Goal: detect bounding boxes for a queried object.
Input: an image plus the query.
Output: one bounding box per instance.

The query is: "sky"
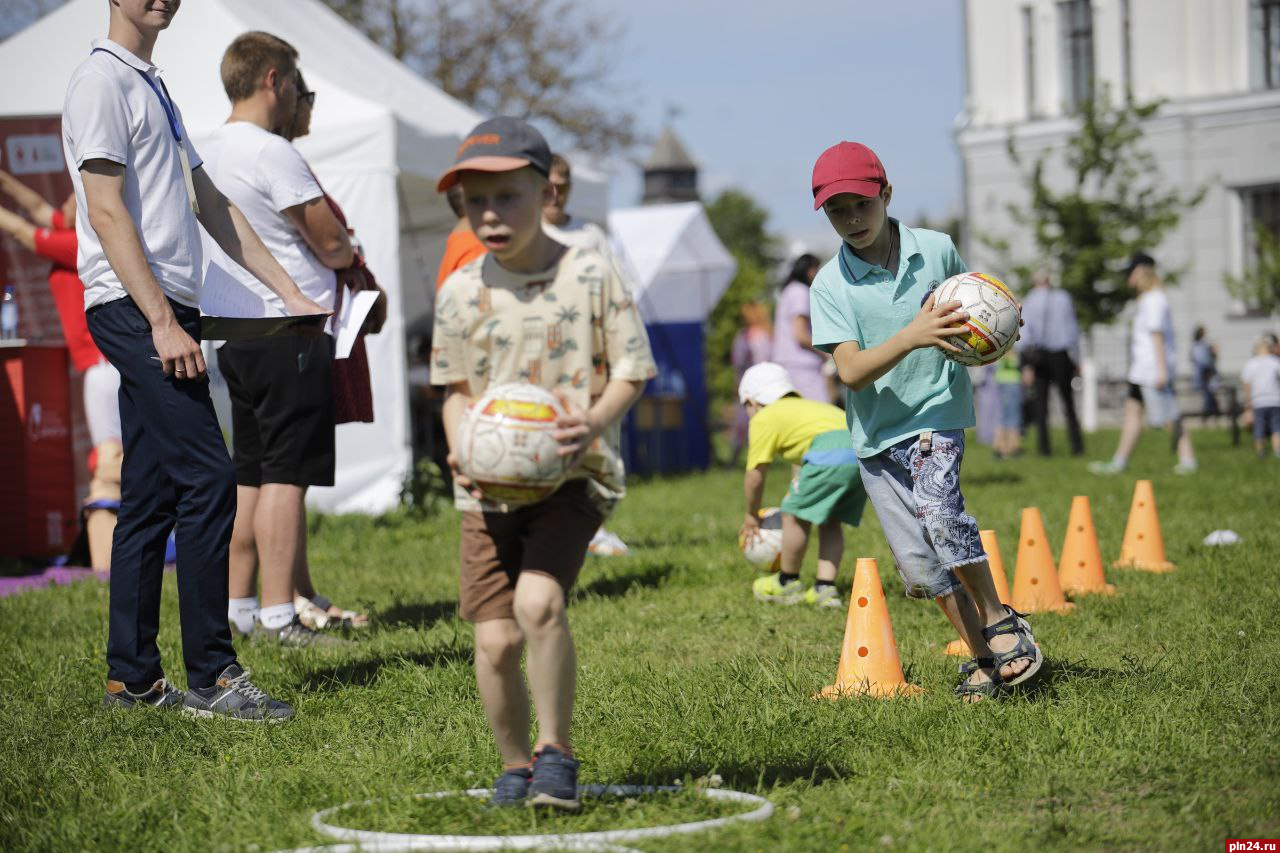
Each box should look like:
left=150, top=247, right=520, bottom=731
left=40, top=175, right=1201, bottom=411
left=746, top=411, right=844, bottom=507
left=590, top=0, right=968, bottom=258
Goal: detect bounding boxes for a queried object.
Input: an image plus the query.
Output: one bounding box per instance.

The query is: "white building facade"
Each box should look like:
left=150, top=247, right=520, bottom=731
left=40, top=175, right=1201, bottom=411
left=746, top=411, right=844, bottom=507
left=957, top=0, right=1280, bottom=381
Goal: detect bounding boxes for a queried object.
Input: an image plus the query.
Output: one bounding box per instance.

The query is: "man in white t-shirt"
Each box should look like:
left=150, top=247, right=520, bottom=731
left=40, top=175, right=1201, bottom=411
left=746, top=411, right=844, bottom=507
left=1241, top=338, right=1280, bottom=458
left=199, top=32, right=354, bottom=647
left=542, top=152, right=631, bottom=557
left=1090, top=253, right=1197, bottom=475
left=64, top=0, right=325, bottom=719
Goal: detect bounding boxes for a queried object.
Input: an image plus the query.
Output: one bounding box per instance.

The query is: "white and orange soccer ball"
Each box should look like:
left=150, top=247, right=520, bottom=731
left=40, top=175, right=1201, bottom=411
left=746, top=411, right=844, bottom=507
left=457, top=383, right=570, bottom=506
left=932, top=271, right=1021, bottom=367
left=739, top=507, right=785, bottom=571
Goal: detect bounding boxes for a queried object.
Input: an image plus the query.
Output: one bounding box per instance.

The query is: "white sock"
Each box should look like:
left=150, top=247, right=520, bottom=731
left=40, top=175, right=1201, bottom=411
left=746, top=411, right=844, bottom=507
left=260, top=602, right=296, bottom=630
left=228, top=597, right=259, bottom=634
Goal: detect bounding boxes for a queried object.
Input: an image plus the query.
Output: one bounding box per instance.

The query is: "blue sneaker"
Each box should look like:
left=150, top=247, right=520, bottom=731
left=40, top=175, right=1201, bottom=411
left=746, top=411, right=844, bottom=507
left=529, top=745, right=580, bottom=812
left=489, top=766, right=532, bottom=807
left=182, top=664, right=294, bottom=723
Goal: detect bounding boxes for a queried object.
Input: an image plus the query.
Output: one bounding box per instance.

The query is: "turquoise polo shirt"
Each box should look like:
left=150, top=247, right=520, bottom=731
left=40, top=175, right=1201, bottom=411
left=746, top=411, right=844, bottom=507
left=810, top=220, right=974, bottom=458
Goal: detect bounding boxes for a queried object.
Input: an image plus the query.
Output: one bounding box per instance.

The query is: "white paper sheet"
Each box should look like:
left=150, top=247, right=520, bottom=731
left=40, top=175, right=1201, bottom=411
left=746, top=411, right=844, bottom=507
left=199, top=262, right=274, bottom=319
left=333, top=287, right=379, bottom=359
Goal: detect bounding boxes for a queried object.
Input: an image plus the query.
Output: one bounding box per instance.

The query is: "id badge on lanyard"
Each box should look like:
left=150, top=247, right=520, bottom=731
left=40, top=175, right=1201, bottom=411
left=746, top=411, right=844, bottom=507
left=92, top=48, right=199, bottom=215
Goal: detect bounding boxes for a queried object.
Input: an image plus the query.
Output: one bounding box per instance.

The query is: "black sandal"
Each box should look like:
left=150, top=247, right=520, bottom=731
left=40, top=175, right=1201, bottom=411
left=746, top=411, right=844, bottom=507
left=954, top=657, right=1005, bottom=702
left=981, top=606, right=1043, bottom=687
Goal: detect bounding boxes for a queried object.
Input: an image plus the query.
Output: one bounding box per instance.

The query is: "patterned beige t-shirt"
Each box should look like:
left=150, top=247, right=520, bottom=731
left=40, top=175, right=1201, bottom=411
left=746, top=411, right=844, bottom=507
left=431, top=246, right=656, bottom=514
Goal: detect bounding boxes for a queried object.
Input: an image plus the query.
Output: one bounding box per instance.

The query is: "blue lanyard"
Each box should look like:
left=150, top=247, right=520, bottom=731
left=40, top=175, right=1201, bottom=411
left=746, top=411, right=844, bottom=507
left=91, top=47, right=183, bottom=144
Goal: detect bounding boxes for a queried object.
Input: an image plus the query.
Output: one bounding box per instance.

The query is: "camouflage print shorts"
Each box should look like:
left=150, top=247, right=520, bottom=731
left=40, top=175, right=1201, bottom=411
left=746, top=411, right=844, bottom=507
left=858, top=430, right=985, bottom=599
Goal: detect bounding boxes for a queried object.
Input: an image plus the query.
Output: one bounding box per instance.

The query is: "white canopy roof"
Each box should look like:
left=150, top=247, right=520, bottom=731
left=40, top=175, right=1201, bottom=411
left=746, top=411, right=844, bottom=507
left=0, top=0, right=609, bottom=512
left=608, top=202, right=737, bottom=325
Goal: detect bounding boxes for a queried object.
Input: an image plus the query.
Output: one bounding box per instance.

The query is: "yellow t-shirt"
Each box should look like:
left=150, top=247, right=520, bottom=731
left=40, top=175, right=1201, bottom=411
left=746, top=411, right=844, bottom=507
left=431, top=246, right=657, bottom=513
left=745, top=396, right=848, bottom=469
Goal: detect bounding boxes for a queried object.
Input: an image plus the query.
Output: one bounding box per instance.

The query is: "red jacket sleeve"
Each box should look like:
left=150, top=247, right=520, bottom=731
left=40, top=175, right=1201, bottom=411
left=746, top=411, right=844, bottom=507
left=33, top=227, right=78, bottom=270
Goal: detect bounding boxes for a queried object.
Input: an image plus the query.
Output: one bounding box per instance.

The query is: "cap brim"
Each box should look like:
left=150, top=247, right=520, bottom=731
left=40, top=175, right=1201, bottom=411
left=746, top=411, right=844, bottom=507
left=436, top=156, right=535, bottom=192
left=813, top=178, right=884, bottom=210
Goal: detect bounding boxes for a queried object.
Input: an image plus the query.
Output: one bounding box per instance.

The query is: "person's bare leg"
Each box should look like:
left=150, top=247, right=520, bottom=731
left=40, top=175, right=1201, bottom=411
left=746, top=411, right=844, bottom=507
left=955, top=560, right=1029, bottom=682
left=512, top=572, right=574, bottom=753
left=1271, top=431, right=1280, bottom=455
left=1171, top=417, right=1196, bottom=464
left=473, top=617, right=532, bottom=767
left=255, top=483, right=304, bottom=608
left=228, top=485, right=260, bottom=599
left=780, top=513, right=810, bottom=575
left=1112, top=397, right=1145, bottom=465
left=815, top=519, right=843, bottom=584
left=935, top=587, right=996, bottom=698
left=292, top=516, right=314, bottom=600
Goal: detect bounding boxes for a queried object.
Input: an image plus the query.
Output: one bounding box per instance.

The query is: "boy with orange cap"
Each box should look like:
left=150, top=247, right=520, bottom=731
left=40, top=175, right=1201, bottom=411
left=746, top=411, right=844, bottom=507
left=432, top=117, right=655, bottom=808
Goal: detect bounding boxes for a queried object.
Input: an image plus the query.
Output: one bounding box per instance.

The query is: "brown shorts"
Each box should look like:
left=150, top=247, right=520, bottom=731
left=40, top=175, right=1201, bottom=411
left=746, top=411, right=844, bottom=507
left=458, top=479, right=605, bottom=623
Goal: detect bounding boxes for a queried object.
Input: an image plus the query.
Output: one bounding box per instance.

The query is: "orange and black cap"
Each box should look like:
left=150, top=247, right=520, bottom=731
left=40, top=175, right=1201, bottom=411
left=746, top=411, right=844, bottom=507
left=436, top=116, right=552, bottom=192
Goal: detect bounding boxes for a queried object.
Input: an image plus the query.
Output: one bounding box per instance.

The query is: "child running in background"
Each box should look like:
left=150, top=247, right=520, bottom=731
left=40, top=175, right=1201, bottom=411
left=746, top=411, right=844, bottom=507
left=807, top=140, right=1041, bottom=701
left=739, top=362, right=865, bottom=609
left=432, top=117, right=655, bottom=810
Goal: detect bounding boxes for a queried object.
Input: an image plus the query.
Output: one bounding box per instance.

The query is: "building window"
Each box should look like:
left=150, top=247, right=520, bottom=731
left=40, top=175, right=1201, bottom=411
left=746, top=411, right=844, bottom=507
left=1058, top=0, right=1094, bottom=111
left=1253, top=0, right=1280, bottom=89
left=1239, top=185, right=1280, bottom=315
left=1023, top=6, right=1038, bottom=118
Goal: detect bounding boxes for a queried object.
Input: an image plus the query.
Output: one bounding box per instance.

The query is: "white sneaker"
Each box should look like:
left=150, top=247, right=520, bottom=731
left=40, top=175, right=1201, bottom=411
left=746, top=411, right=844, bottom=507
left=1172, top=460, right=1198, bottom=475
left=588, top=528, right=629, bottom=557
left=1087, top=460, right=1125, bottom=475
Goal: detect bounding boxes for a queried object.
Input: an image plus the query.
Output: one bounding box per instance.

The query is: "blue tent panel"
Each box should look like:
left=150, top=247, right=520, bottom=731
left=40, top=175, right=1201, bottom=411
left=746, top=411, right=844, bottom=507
left=621, top=321, right=709, bottom=475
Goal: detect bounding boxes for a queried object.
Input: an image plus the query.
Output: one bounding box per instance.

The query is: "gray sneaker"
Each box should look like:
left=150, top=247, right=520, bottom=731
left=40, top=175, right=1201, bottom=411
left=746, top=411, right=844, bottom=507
left=261, top=615, right=348, bottom=648
left=183, top=664, right=295, bottom=723
left=103, top=678, right=185, bottom=710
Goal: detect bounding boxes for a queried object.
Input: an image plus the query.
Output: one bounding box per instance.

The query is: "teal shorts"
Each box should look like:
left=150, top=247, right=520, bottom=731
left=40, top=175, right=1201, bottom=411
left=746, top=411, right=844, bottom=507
left=780, top=429, right=866, bottom=527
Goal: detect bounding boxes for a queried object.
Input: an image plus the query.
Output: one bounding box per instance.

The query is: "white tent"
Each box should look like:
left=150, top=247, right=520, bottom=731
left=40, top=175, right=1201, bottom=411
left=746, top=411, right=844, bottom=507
left=608, top=202, right=736, bottom=325
left=0, top=0, right=609, bottom=513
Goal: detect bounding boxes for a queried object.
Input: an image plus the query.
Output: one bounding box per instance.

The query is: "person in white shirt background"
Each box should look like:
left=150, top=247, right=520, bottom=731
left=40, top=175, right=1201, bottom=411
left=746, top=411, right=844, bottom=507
left=199, top=31, right=355, bottom=647
left=1240, top=338, right=1280, bottom=459
left=1090, top=252, right=1197, bottom=476
left=541, top=152, right=631, bottom=558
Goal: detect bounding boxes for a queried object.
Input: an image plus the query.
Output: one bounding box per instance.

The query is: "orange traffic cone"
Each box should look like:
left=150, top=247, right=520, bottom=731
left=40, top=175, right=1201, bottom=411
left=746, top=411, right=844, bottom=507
left=1010, top=508, right=1075, bottom=614
left=818, top=558, right=922, bottom=699
left=1113, top=480, right=1175, bottom=573
left=1058, top=496, right=1116, bottom=596
left=943, top=529, right=1012, bottom=656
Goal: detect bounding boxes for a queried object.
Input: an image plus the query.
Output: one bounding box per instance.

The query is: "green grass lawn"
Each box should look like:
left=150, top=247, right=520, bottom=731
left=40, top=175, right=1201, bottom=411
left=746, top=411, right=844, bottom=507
left=3, top=428, right=1278, bottom=851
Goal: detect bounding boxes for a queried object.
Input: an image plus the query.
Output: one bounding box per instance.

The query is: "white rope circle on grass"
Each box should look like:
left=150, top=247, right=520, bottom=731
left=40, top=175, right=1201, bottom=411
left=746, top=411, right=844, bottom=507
left=296, top=784, right=773, bottom=852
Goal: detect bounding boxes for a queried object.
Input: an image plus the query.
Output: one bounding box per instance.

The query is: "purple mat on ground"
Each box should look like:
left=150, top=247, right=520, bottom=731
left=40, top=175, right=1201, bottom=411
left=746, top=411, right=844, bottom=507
left=0, top=567, right=105, bottom=599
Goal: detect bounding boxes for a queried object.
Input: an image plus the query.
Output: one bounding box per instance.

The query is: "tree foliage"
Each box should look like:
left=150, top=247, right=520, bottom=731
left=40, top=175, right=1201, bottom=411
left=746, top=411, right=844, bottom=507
left=704, top=189, right=780, bottom=406
left=321, top=0, right=635, bottom=155
left=1225, top=222, right=1280, bottom=315
left=984, top=88, right=1204, bottom=328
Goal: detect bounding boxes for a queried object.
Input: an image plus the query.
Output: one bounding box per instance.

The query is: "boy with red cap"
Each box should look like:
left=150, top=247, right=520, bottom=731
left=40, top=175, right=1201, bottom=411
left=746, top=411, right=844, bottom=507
left=807, top=141, right=1042, bottom=701
left=431, top=116, right=655, bottom=808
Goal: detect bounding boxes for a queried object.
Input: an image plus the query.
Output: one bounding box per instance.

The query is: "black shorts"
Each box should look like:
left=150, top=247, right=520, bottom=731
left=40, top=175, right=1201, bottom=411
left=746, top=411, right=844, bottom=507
left=217, top=334, right=336, bottom=487
left=1127, top=382, right=1144, bottom=403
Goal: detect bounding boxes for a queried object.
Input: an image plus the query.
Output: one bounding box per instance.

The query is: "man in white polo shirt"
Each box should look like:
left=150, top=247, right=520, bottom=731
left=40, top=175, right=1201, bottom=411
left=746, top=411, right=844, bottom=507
left=199, top=32, right=353, bottom=647
left=63, top=0, right=326, bottom=720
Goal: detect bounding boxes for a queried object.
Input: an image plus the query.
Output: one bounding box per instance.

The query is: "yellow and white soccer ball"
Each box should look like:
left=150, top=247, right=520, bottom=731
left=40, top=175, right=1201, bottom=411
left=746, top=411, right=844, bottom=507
left=457, top=383, right=570, bottom=506
left=739, top=507, right=784, bottom=571
left=932, top=271, right=1021, bottom=366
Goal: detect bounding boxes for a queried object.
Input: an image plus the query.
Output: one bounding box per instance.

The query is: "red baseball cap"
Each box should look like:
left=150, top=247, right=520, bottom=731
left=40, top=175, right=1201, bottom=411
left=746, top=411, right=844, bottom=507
left=811, top=142, right=887, bottom=210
